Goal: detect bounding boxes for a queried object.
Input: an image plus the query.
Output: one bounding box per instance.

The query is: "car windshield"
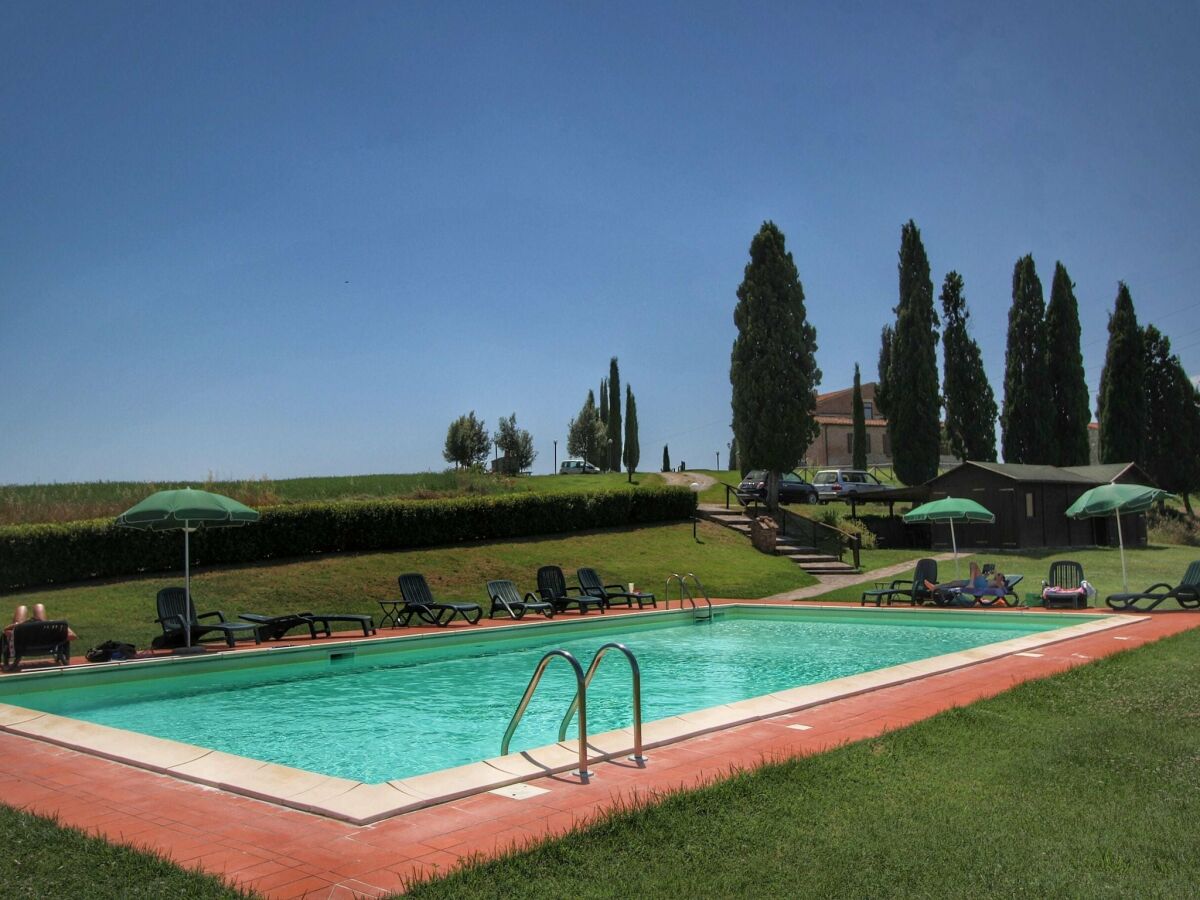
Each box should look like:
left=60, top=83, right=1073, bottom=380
left=814, top=472, right=836, bottom=484
left=742, top=470, right=766, bottom=483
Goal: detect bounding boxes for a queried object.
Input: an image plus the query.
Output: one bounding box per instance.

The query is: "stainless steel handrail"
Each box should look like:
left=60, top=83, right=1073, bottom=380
left=501, top=649, right=590, bottom=780
left=683, top=573, right=713, bottom=619
left=557, top=642, right=646, bottom=765
left=664, top=573, right=694, bottom=611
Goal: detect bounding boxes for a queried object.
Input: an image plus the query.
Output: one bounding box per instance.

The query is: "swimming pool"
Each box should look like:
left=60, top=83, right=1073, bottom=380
left=0, top=605, right=1130, bottom=823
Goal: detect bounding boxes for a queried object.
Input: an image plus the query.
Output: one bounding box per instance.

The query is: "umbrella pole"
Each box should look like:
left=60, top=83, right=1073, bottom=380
left=1115, top=513, right=1128, bottom=592
left=950, top=519, right=959, bottom=578
left=184, top=525, right=192, bottom=649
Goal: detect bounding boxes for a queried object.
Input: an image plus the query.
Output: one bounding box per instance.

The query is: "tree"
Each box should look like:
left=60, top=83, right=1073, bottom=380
left=1097, top=282, right=1147, bottom=465
left=851, top=364, right=867, bottom=470
left=442, top=411, right=490, bottom=469
left=884, top=220, right=940, bottom=485
left=730, top=222, right=821, bottom=510
left=940, top=271, right=997, bottom=462
left=1045, top=262, right=1091, bottom=466
left=597, top=379, right=609, bottom=469
left=608, top=357, right=622, bottom=473
left=1001, top=255, right=1052, bottom=463
left=1141, top=326, right=1199, bottom=512
left=494, top=413, right=537, bottom=473
left=728, top=437, right=739, bottom=472
left=623, top=385, right=640, bottom=482
left=567, top=391, right=606, bottom=468
left=876, top=324, right=894, bottom=418
left=662, top=444, right=670, bottom=472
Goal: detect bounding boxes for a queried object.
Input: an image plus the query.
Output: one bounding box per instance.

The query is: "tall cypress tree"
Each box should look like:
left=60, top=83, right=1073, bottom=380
left=728, top=437, right=739, bottom=472
left=876, top=324, right=894, bottom=418
left=940, top=271, right=997, bottom=462
left=623, top=384, right=639, bottom=482
left=851, top=364, right=867, bottom=469
left=1097, top=282, right=1146, bottom=464
left=885, top=220, right=940, bottom=485
left=1001, top=255, right=1052, bottom=463
left=597, top=378, right=609, bottom=469
left=730, top=221, right=821, bottom=509
left=1045, top=262, right=1091, bottom=465
left=608, top=357, right=622, bottom=474
left=662, top=444, right=670, bottom=473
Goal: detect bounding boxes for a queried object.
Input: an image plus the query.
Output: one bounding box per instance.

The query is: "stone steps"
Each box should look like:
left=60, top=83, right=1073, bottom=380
left=696, top=506, right=859, bottom=578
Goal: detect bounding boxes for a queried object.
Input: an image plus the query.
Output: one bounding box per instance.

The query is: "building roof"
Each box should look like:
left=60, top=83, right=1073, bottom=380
left=814, top=415, right=888, bottom=427
left=929, top=460, right=1149, bottom=486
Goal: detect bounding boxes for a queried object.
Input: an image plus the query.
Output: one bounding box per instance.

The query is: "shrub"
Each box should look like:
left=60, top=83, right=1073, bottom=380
left=0, top=488, right=696, bottom=592
left=1147, top=508, right=1199, bottom=547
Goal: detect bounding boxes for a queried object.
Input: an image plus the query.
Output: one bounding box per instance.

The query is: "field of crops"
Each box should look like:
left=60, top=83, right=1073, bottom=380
left=0, top=470, right=665, bottom=526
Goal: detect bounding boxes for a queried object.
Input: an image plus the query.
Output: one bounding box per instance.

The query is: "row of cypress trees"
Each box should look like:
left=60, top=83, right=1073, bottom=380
left=566, top=357, right=641, bottom=480
left=731, top=218, right=1199, bottom=511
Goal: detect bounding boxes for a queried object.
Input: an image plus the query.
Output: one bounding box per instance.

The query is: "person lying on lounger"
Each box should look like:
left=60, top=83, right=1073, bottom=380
left=6, top=603, right=78, bottom=640
left=925, top=562, right=986, bottom=595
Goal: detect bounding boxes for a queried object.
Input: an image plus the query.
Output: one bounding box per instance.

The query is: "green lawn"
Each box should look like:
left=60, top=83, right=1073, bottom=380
left=808, top=543, right=1200, bottom=608
left=0, top=805, right=248, bottom=898
left=405, top=625, right=1200, bottom=898
left=7, top=520, right=812, bottom=650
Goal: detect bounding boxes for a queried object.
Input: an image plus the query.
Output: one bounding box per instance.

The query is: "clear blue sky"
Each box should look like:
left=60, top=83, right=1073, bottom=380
left=2, top=1, right=1198, bottom=484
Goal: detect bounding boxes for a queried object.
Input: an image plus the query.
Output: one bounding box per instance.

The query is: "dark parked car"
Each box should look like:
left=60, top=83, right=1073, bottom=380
left=735, top=470, right=819, bottom=505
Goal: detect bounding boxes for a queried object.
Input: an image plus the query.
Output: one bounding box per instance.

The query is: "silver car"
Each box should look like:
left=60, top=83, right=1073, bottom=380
left=813, top=469, right=887, bottom=503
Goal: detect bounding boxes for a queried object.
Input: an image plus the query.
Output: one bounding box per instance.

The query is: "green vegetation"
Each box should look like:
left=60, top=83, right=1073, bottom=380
left=407, top=625, right=1200, bottom=898
left=806, top=543, right=1200, bottom=608
left=1143, top=326, right=1200, bottom=516
left=0, top=471, right=670, bottom=527
left=851, top=363, right=867, bottom=470
left=623, top=385, right=640, bottom=482
left=0, top=805, right=249, bottom=898
left=883, top=220, right=940, bottom=485
left=730, top=220, right=819, bottom=509
left=607, top=357, right=622, bottom=473
left=442, top=411, right=491, bottom=469
left=940, top=270, right=997, bottom=463
left=4, top=520, right=812, bottom=650
left=1097, top=282, right=1147, bottom=465
left=1001, top=254, right=1052, bottom=464
left=1045, top=261, right=1091, bottom=466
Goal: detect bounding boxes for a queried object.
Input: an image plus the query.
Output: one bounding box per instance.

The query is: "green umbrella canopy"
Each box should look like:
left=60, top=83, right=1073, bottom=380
left=1065, top=483, right=1174, bottom=519
left=116, top=488, right=260, bottom=531
left=903, top=496, right=996, bottom=524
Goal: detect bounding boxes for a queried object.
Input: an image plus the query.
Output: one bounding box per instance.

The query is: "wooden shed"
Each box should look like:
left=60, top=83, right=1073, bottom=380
left=919, top=461, right=1154, bottom=551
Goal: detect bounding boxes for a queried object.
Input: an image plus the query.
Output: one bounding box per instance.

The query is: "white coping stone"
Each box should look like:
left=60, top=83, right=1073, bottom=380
left=0, top=605, right=1148, bottom=825
left=1014, top=652, right=1045, bottom=658
left=490, top=782, right=550, bottom=800
left=787, top=724, right=814, bottom=731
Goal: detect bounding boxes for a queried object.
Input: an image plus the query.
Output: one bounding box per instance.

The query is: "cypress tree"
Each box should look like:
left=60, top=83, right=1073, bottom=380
left=597, top=379, right=608, bottom=469
left=662, top=444, right=670, bottom=473
left=608, top=357, right=622, bottom=473
left=851, top=364, right=867, bottom=470
left=940, top=271, right=997, bottom=462
left=1097, top=282, right=1147, bottom=464
left=885, top=220, right=940, bottom=485
left=623, top=385, right=639, bottom=482
left=1045, top=262, right=1091, bottom=466
left=1001, top=255, right=1052, bottom=463
left=730, top=221, right=821, bottom=509
left=876, top=324, right=894, bottom=418
left=728, top=437, right=739, bottom=472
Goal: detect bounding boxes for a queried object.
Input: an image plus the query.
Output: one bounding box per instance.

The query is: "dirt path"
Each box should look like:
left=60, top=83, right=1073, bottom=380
left=661, top=471, right=717, bottom=490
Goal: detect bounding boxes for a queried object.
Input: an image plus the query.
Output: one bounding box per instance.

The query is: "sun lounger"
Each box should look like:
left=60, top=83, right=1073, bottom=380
left=860, top=559, right=938, bottom=606
left=153, top=587, right=261, bottom=649
left=577, top=568, right=657, bottom=608
left=238, top=612, right=377, bottom=640
left=2, top=620, right=71, bottom=671
left=487, top=580, right=555, bottom=619
left=396, top=574, right=483, bottom=626
left=536, top=566, right=607, bottom=614
left=1106, top=560, right=1200, bottom=611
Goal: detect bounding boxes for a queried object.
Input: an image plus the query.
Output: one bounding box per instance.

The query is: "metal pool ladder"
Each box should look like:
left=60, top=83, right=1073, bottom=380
left=665, top=572, right=714, bottom=621
left=501, top=644, right=647, bottom=780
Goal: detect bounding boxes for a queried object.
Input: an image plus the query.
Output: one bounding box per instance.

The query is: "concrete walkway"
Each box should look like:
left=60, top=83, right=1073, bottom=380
left=764, top=551, right=960, bottom=601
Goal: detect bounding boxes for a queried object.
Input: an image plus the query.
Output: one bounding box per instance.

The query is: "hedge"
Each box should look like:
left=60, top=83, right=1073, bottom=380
left=0, top=487, right=696, bottom=593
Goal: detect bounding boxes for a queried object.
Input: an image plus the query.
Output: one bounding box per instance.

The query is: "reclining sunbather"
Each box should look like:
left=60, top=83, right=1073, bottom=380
left=7, top=603, right=78, bottom=643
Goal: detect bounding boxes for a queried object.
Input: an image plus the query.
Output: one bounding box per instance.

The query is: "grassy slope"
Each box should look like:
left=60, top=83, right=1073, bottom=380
left=406, top=626, right=1200, bottom=899
left=808, top=544, right=1200, bottom=609
left=0, top=471, right=665, bottom=525
left=7, top=521, right=812, bottom=650
left=0, top=805, right=249, bottom=899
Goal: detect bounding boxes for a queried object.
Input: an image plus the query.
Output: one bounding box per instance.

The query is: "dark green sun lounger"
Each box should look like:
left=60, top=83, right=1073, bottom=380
left=487, top=580, right=555, bottom=619
left=396, top=573, right=483, bottom=626
left=577, top=568, right=656, bottom=608
left=153, top=587, right=261, bottom=649
left=536, top=566, right=606, bottom=614
left=238, top=611, right=377, bottom=640
left=2, top=620, right=71, bottom=671
left=1106, top=560, right=1200, bottom=611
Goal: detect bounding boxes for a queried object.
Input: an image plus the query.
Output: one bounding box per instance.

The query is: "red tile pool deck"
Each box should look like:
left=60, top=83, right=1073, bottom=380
left=1, top=600, right=1197, bottom=898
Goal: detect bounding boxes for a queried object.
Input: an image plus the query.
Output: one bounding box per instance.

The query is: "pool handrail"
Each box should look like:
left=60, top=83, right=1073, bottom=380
left=557, top=642, right=645, bottom=765
left=665, top=573, right=713, bottom=620
left=500, top=648, right=590, bottom=780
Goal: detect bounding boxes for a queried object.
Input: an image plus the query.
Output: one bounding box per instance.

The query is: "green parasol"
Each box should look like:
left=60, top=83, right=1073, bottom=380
left=903, top=497, right=996, bottom=577
left=116, top=488, right=260, bottom=651
left=1065, top=483, right=1174, bottom=591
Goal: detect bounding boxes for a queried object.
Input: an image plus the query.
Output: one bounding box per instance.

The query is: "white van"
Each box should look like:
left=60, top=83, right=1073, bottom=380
left=559, top=459, right=600, bottom=474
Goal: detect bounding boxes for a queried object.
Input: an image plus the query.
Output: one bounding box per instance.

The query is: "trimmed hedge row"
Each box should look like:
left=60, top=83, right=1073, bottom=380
left=0, top=487, right=696, bottom=593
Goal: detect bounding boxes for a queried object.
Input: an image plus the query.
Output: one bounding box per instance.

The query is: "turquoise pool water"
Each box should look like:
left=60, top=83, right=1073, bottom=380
left=4, top=608, right=1079, bottom=782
